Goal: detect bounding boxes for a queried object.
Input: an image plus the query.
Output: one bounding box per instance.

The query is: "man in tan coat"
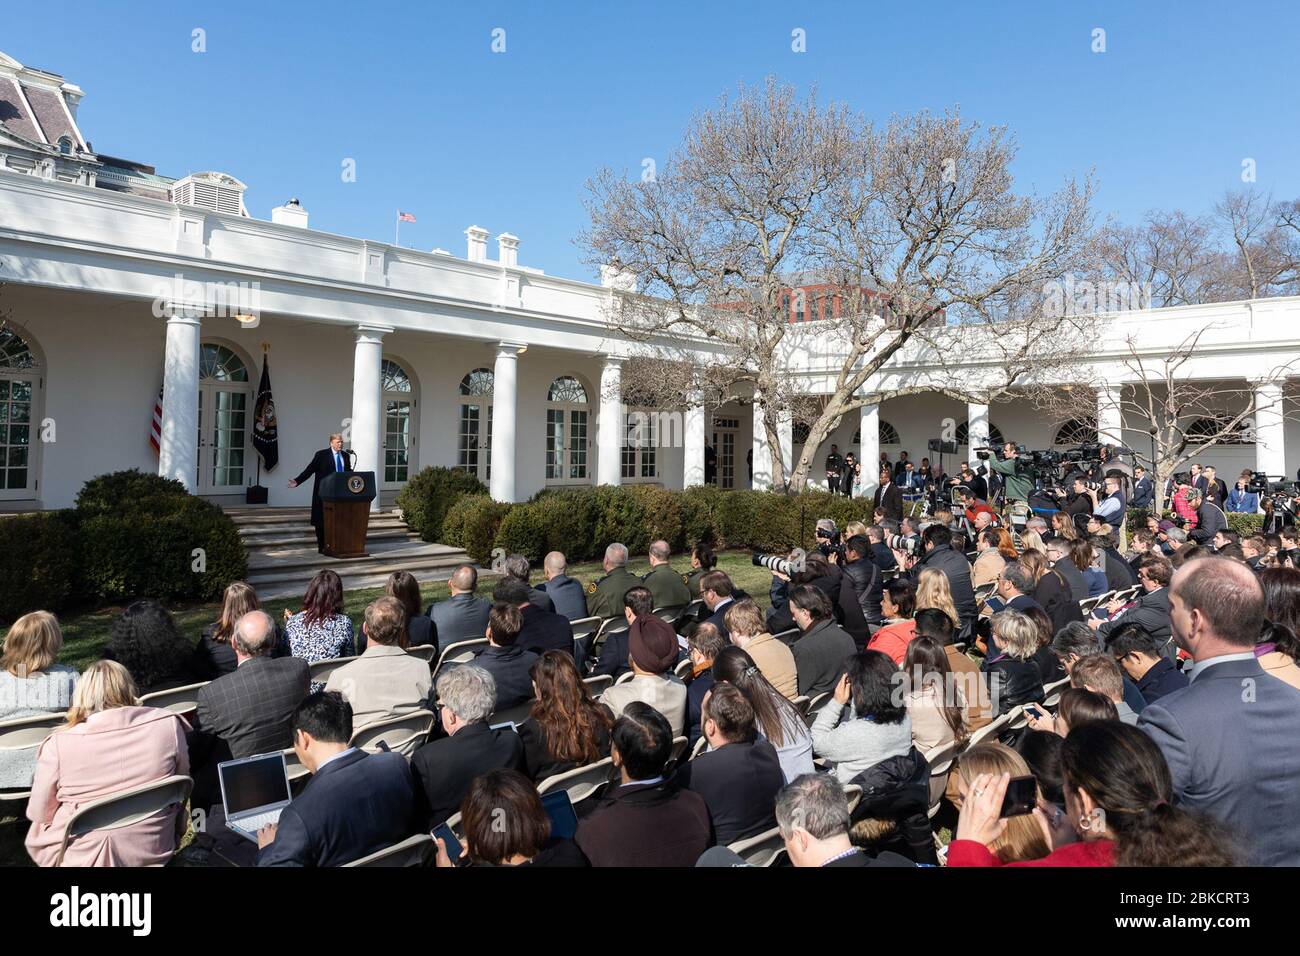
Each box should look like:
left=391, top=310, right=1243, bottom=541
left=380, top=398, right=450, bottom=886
left=325, top=597, right=432, bottom=731
left=723, top=600, right=799, bottom=699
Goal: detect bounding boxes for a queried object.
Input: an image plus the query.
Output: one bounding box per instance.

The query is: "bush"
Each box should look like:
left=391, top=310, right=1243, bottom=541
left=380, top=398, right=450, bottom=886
left=494, top=501, right=549, bottom=564
left=679, top=484, right=725, bottom=548
left=79, top=495, right=247, bottom=604
left=627, top=485, right=685, bottom=553
left=1126, top=506, right=1263, bottom=539
left=0, top=511, right=80, bottom=625
left=396, top=466, right=488, bottom=543
left=74, top=469, right=188, bottom=517
left=442, top=495, right=512, bottom=565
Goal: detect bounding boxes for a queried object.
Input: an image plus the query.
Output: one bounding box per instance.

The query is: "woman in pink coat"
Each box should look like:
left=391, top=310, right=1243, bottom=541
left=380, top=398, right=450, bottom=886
left=26, top=660, right=191, bottom=867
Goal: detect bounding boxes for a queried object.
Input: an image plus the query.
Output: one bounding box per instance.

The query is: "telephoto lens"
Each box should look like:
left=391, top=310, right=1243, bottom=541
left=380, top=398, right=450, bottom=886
left=751, top=552, right=793, bottom=576
left=885, top=534, right=917, bottom=554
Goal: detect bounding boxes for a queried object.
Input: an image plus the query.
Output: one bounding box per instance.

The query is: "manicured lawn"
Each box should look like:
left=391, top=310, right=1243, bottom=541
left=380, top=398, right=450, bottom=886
left=0, top=549, right=775, bottom=866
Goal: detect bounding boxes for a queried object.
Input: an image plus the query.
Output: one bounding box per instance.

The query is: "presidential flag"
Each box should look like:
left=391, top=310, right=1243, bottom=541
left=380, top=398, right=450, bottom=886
left=252, top=357, right=279, bottom=471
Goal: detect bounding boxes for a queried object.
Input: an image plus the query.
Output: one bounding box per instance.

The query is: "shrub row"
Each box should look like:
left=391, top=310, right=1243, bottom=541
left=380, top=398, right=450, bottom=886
left=395, top=466, right=489, bottom=543
left=1124, top=507, right=1264, bottom=538
left=0, top=469, right=248, bottom=625
left=441, top=484, right=876, bottom=566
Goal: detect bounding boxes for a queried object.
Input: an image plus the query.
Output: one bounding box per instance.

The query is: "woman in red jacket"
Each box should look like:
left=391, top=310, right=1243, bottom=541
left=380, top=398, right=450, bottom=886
left=947, top=721, right=1237, bottom=867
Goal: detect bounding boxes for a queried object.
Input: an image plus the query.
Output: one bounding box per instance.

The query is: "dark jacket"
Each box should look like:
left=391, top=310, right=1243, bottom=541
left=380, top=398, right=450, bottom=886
left=981, top=654, right=1044, bottom=715
left=791, top=618, right=858, bottom=698
left=471, top=644, right=539, bottom=710
left=293, top=447, right=347, bottom=529
left=870, top=543, right=898, bottom=573
left=1134, top=655, right=1188, bottom=704
left=675, top=739, right=783, bottom=846
left=841, top=556, right=883, bottom=627
left=1033, top=567, right=1084, bottom=634
left=256, top=749, right=416, bottom=867
left=685, top=671, right=715, bottom=747
left=411, top=721, right=525, bottom=827
left=358, top=612, right=435, bottom=654
left=873, top=482, right=904, bottom=523
left=835, top=570, right=872, bottom=648
left=916, top=544, right=978, bottom=626
left=429, top=593, right=491, bottom=649
left=1097, top=587, right=1173, bottom=658
left=537, top=574, right=588, bottom=622
left=575, top=779, right=712, bottom=866
left=848, top=746, right=938, bottom=865
left=1188, top=502, right=1227, bottom=544
left=1130, top=477, right=1154, bottom=509
left=591, top=623, right=632, bottom=679
left=1051, top=558, right=1089, bottom=604
left=517, top=715, right=612, bottom=783
left=1102, top=547, right=1136, bottom=591
left=518, top=604, right=575, bottom=658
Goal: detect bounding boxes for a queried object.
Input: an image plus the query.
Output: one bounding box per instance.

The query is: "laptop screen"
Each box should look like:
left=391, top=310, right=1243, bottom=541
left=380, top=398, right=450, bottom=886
left=220, top=753, right=290, bottom=816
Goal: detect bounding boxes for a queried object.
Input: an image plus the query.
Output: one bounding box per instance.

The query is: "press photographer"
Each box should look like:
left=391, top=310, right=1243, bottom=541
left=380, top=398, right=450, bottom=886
left=986, top=440, right=1033, bottom=504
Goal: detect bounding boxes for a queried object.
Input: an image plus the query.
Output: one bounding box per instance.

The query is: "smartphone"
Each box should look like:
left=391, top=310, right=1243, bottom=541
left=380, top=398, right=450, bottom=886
left=1000, top=775, right=1038, bottom=818
left=431, top=823, right=463, bottom=865
left=541, top=789, right=579, bottom=840
left=1023, top=703, right=1046, bottom=721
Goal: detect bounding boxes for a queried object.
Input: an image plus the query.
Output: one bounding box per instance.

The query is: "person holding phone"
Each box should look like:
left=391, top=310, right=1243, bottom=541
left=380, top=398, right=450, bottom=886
left=432, top=769, right=587, bottom=867
left=948, top=721, right=1237, bottom=867
left=950, top=743, right=1050, bottom=864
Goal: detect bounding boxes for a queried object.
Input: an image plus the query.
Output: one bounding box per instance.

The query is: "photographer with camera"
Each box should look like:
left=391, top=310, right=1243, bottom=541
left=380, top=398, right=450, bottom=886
left=914, top=524, right=977, bottom=629
left=1090, top=474, right=1126, bottom=526
left=1059, top=473, right=1094, bottom=521
left=840, top=535, right=884, bottom=634
left=764, top=550, right=848, bottom=638
left=987, top=441, right=1033, bottom=504
left=1186, top=487, right=1227, bottom=546
left=865, top=525, right=898, bottom=573
left=1262, top=494, right=1296, bottom=535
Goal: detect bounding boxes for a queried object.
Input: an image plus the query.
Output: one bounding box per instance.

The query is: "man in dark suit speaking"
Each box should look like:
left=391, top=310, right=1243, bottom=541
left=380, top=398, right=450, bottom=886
left=289, top=433, right=350, bottom=553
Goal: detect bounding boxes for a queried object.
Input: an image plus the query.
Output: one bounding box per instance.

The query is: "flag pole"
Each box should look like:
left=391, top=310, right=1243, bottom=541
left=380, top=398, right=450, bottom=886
left=395, top=210, right=399, bottom=247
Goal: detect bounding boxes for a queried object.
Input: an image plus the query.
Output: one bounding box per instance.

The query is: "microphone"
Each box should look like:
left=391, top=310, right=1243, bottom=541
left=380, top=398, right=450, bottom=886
left=346, top=449, right=358, bottom=469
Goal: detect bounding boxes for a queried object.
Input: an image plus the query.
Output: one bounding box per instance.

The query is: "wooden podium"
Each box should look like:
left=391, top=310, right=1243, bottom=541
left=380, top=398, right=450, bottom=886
left=320, top=471, right=377, bottom=558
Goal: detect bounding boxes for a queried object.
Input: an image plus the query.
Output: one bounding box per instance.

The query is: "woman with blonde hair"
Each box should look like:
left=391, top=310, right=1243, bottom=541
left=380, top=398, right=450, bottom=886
left=916, top=568, right=959, bottom=630
left=1051, top=512, right=1078, bottom=541
left=0, top=611, right=79, bottom=789
left=844, top=520, right=870, bottom=541
left=1018, top=529, right=1045, bottom=554
left=25, top=660, right=190, bottom=867
left=981, top=610, right=1046, bottom=715
left=194, top=581, right=273, bottom=679
left=952, top=743, right=1051, bottom=864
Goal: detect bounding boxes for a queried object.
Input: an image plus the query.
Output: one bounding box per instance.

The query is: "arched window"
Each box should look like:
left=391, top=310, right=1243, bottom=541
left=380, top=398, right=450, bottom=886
left=197, top=342, right=252, bottom=492
left=792, top=422, right=811, bottom=445
left=852, top=420, right=900, bottom=446
left=955, top=420, right=1004, bottom=447
left=1185, top=416, right=1252, bottom=444
left=457, top=367, right=493, bottom=481
left=0, top=327, right=42, bottom=496
left=199, top=344, right=249, bottom=382
left=547, top=375, right=590, bottom=482
left=1054, top=418, right=1098, bottom=446
left=57, top=137, right=73, bottom=155
left=381, top=358, right=418, bottom=487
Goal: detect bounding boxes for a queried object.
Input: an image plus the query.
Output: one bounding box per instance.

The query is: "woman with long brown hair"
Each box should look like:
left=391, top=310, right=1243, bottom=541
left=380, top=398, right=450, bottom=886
left=1257, top=567, right=1300, bottom=690
left=195, top=581, right=271, bottom=679
left=713, top=645, right=814, bottom=781
left=516, top=650, right=613, bottom=782
left=901, top=636, right=968, bottom=752
left=1020, top=548, right=1083, bottom=634
left=993, top=528, right=1019, bottom=561
left=284, top=569, right=354, bottom=686
left=358, top=569, right=434, bottom=651
left=1051, top=511, right=1079, bottom=541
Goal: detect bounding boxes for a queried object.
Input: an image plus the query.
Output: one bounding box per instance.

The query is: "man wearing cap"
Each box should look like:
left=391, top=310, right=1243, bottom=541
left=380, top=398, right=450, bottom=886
left=641, top=540, right=691, bottom=611
left=587, top=543, right=643, bottom=620
left=598, top=610, right=688, bottom=737
left=1186, top=487, right=1227, bottom=546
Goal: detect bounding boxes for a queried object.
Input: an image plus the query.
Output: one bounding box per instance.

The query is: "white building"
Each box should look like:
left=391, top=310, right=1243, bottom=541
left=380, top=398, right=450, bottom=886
left=1, top=50, right=1298, bottom=513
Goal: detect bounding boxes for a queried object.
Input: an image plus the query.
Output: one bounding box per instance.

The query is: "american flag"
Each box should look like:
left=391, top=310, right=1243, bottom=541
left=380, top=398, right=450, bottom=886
left=397, top=211, right=416, bottom=223
left=149, top=385, right=163, bottom=455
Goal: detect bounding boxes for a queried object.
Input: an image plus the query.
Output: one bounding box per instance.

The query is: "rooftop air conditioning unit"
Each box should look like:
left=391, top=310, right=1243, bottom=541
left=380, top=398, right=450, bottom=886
left=170, top=171, right=249, bottom=216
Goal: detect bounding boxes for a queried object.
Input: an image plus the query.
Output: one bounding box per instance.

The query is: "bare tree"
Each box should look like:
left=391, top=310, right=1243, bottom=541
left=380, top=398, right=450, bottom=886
left=1096, top=210, right=1220, bottom=307
left=1213, top=189, right=1300, bottom=299
left=582, top=79, right=1095, bottom=492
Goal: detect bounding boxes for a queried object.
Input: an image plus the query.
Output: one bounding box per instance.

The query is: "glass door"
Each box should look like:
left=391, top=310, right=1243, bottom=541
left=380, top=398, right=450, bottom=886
left=198, top=384, right=250, bottom=493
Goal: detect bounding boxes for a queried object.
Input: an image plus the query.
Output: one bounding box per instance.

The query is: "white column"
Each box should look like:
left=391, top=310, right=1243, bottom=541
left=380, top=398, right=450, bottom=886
left=159, top=309, right=202, bottom=492
left=859, top=401, right=880, bottom=499
left=490, top=343, right=521, bottom=502
left=752, top=397, right=772, bottom=491
left=1254, top=380, right=1286, bottom=478
left=778, top=408, right=793, bottom=484
left=1097, top=384, right=1123, bottom=448
left=966, top=400, right=990, bottom=468
left=351, top=326, right=388, bottom=512
left=683, top=400, right=706, bottom=488
left=597, top=357, right=624, bottom=486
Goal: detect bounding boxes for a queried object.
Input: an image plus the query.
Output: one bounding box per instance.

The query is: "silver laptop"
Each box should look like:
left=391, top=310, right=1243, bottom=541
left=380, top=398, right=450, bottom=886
left=218, top=752, right=292, bottom=843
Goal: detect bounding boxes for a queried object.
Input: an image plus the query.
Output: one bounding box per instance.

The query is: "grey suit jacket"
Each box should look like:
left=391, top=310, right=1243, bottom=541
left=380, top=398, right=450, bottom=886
left=194, top=655, right=310, bottom=759
left=1138, top=656, right=1300, bottom=865
left=429, top=593, right=491, bottom=647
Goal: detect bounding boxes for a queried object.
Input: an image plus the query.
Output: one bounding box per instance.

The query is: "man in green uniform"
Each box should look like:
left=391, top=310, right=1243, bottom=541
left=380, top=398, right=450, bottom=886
left=586, top=542, right=643, bottom=620
left=683, top=542, right=717, bottom=599
left=641, top=539, right=691, bottom=610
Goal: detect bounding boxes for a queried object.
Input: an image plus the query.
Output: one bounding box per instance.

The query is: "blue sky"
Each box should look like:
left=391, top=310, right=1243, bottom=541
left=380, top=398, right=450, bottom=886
left=8, top=1, right=1299, bottom=281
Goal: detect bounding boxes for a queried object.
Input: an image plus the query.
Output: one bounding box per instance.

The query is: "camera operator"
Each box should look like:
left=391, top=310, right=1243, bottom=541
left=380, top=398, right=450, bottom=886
left=1185, top=487, right=1227, bottom=546
left=1262, top=494, right=1296, bottom=535
left=1089, top=474, right=1126, bottom=527
left=1059, top=473, right=1094, bottom=521
left=956, top=462, right=988, bottom=502
left=865, top=525, right=898, bottom=573
left=872, top=467, right=903, bottom=523
left=914, top=524, right=977, bottom=629
left=840, top=534, right=884, bottom=635
left=988, top=441, right=1033, bottom=504
left=813, top=519, right=846, bottom=570
left=765, top=550, right=844, bottom=636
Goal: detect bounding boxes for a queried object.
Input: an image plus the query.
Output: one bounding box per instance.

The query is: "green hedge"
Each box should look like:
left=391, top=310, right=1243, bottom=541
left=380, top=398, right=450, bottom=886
left=1125, top=507, right=1264, bottom=538
left=442, top=495, right=513, bottom=565
left=396, top=466, right=488, bottom=543
left=0, top=469, right=248, bottom=625
left=0, top=511, right=80, bottom=624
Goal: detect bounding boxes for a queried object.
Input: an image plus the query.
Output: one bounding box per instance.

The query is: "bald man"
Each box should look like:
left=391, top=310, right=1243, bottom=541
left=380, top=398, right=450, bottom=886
left=1137, top=556, right=1300, bottom=866
left=641, top=540, right=691, bottom=610
left=428, top=565, right=491, bottom=649
left=536, top=550, right=588, bottom=622
left=587, top=543, right=642, bottom=620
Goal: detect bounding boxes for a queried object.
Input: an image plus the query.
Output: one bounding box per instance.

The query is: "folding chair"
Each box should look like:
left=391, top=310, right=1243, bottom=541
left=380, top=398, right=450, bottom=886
left=570, top=616, right=603, bottom=658
left=1042, top=676, right=1071, bottom=709
left=582, top=674, right=613, bottom=698
left=432, top=638, right=489, bottom=680
left=965, top=711, right=1011, bottom=749
left=0, top=712, right=65, bottom=803
left=973, top=583, right=997, bottom=604
left=591, top=618, right=629, bottom=656
left=139, top=680, right=208, bottom=717
left=406, top=644, right=437, bottom=663
left=665, top=735, right=689, bottom=773
left=343, top=833, right=432, bottom=867
left=675, top=600, right=704, bottom=633
left=348, top=709, right=435, bottom=756
left=673, top=658, right=695, bottom=680
left=489, top=699, right=535, bottom=729
left=727, top=824, right=786, bottom=866
left=614, top=670, right=635, bottom=685
left=536, top=757, right=614, bottom=807
left=771, top=627, right=800, bottom=646
left=843, top=783, right=863, bottom=815
left=55, top=774, right=193, bottom=867
left=804, top=691, right=833, bottom=726
left=653, top=605, right=687, bottom=627
left=307, top=657, right=353, bottom=687
left=790, top=695, right=812, bottom=720
left=923, top=738, right=961, bottom=819
left=1005, top=704, right=1029, bottom=732
left=689, top=735, right=708, bottom=760
left=283, top=747, right=311, bottom=784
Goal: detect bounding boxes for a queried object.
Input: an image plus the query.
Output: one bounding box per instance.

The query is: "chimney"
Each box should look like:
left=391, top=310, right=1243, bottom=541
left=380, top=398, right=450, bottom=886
left=271, top=198, right=309, bottom=228
left=465, top=225, right=489, bottom=263
left=497, top=233, right=519, bottom=268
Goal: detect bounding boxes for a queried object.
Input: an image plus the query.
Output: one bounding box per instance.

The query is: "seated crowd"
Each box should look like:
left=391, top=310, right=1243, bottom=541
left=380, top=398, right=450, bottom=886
left=5, top=471, right=1300, bottom=870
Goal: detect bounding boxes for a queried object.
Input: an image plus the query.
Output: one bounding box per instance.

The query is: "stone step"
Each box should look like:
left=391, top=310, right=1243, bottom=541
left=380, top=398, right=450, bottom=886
left=240, top=528, right=422, bottom=548
left=246, top=547, right=477, bottom=600
left=235, top=517, right=412, bottom=536
left=227, top=509, right=406, bottom=527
